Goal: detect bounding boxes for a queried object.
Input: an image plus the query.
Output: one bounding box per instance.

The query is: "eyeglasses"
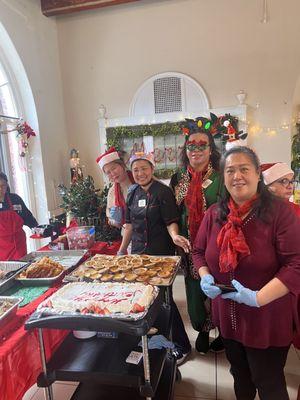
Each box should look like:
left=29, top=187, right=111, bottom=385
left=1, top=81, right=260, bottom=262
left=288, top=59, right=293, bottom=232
left=186, top=143, right=210, bottom=152
left=275, top=178, right=297, bottom=188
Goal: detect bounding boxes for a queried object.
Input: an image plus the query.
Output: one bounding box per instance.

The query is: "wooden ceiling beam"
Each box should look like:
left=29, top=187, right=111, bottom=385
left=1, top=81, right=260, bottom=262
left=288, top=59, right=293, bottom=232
left=41, top=0, right=141, bottom=17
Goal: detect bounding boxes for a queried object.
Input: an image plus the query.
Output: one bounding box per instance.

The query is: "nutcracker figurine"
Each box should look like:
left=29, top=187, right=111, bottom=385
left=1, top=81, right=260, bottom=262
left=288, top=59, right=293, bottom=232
left=70, top=149, right=83, bottom=183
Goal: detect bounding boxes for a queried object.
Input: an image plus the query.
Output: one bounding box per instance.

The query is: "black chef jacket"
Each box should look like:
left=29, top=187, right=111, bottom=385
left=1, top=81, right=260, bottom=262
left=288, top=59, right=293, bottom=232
left=0, top=193, right=38, bottom=228
left=125, top=180, right=179, bottom=255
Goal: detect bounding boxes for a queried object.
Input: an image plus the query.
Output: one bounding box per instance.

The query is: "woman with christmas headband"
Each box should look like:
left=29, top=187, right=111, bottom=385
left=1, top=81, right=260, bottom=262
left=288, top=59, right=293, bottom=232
left=118, top=151, right=192, bottom=365
left=96, top=147, right=134, bottom=228
left=170, top=116, right=223, bottom=354
left=193, top=146, right=300, bottom=399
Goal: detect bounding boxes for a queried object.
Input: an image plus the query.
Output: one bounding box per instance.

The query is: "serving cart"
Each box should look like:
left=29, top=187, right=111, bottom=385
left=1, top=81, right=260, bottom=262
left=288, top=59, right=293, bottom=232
left=25, top=285, right=178, bottom=400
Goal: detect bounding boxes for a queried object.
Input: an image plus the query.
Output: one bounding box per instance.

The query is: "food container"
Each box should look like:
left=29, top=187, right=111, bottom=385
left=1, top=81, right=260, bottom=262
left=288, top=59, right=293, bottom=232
left=0, top=262, right=28, bottom=294
left=66, top=226, right=95, bottom=250
left=16, top=270, right=65, bottom=287
left=0, top=296, right=23, bottom=325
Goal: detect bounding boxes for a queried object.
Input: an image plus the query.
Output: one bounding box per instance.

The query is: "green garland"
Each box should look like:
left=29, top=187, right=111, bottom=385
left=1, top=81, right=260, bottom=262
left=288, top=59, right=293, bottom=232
left=106, top=121, right=182, bottom=150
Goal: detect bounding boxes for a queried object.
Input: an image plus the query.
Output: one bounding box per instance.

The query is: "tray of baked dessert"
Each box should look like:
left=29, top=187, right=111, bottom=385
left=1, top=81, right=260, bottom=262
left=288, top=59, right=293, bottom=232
left=35, top=281, right=159, bottom=321
left=15, top=256, right=65, bottom=286
left=64, top=254, right=181, bottom=286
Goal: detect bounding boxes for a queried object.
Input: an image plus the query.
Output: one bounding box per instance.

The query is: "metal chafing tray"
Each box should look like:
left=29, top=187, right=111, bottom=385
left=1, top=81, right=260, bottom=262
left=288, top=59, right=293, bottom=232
left=21, top=250, right=88, bottom=270
left=0, top=261, right=28, bottom=294
left=16, top=250, right=88, bottom=287
left=0, top=296, right=23, bottom=325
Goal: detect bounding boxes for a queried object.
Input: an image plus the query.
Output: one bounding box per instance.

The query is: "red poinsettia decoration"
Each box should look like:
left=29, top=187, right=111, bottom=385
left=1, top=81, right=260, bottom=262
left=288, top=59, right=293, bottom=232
left=16, top=121, right=36, bottom=139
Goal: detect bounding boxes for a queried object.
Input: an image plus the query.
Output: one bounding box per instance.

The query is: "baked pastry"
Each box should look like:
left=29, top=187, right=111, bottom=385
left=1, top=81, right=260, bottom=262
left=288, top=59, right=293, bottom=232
left=19, top=257, right=63, bottom=279
left=113, top=273, right=125, bottom=281
left=124, top=273, right=138, bottom=282
left=100, top=273, right=114, bottom=282
left=148, top=277, right=162, bottom=285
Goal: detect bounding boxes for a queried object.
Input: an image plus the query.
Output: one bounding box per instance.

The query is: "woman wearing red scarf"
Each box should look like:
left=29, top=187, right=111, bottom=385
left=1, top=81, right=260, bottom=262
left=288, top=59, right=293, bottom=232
left=97, top=148, right=134, bottom=228
left=193, top=146, right=300, bottom=400
left=170, top=117, right=223, bottom=354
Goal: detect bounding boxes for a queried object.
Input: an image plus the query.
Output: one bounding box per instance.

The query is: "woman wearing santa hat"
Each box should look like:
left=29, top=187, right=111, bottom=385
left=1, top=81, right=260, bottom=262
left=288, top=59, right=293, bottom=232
left=262, top=162, right=300, bottom=352
left=96, top=147, right=134, bottom=228
left=261, top=162, right=300, bottom=217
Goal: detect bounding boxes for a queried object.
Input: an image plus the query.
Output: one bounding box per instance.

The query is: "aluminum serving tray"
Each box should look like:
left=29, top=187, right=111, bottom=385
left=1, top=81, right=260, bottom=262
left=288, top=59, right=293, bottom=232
left=64, top=255, right=181, bottom=287
left=0, top=296, right=23, bottom=325
left=0, top=262, right=28, bottom=294
left=21, top=250, right=88, bottom=270
left=16, top=250, right=87, bottom=287
left=15, top=270, right=65, bottom=287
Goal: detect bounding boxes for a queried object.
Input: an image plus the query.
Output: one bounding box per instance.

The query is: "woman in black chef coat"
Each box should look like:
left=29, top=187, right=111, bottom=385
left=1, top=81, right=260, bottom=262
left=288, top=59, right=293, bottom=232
left=118, top=152, right=192, bottom=365
left=0, top=172, right=37, bottom=261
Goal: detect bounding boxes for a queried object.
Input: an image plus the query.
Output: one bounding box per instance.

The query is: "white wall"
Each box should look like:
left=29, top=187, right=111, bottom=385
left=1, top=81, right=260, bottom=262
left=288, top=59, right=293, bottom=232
left=56, top=0, right=300, bottom=184
left=0, top=0, right=69, bottom=219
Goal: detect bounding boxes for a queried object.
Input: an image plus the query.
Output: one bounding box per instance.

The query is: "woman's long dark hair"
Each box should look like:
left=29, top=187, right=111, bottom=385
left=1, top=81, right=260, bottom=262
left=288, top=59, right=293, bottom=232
left=0, top=172, right=10, bottom=193
left=217, top=146, right=275, bottom=223
left=180, top=130, right=221, bottom=171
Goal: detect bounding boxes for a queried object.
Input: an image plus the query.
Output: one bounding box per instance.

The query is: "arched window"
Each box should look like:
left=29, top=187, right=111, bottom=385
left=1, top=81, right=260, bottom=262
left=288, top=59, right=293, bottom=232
left=0, top=60, right=23, bottom=195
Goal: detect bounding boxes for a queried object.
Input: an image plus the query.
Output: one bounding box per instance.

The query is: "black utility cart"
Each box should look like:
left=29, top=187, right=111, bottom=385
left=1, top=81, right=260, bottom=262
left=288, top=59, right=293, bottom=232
left=25, top=287, right=180, bottom=400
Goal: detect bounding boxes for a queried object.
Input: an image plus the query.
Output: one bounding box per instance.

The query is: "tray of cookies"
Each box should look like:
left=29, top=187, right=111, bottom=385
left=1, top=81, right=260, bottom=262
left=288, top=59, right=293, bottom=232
left=64, top=254, right=180, bottom=286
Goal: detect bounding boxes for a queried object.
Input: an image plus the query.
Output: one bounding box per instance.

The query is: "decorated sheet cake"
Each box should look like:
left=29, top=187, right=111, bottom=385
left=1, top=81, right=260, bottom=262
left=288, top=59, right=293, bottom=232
left=39, top=282, right=157, bottom=319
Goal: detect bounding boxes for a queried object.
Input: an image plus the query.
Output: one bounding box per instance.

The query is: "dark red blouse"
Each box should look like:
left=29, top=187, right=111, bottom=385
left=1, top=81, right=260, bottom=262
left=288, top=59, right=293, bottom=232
left=192, top=199, right=300, bottom=349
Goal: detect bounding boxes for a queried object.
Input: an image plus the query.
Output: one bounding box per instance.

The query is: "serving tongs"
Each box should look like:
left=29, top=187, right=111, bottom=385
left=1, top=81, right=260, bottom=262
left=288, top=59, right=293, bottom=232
left=3, top=263, right=30, bottom=279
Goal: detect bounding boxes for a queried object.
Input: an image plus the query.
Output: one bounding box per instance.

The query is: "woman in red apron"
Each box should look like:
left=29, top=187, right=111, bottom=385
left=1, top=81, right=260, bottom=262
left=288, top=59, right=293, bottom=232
left=0, top=172, right=37, bottom=261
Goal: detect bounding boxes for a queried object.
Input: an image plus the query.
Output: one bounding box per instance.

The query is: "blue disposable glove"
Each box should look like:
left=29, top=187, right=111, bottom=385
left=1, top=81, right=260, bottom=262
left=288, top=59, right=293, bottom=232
left=109, top=206, right=123, bottom=226
left=138, top=335, right=175, bottom=350
left=200, top=274, right=222, bottom=299
left=221, top=279, right=260, bottom=307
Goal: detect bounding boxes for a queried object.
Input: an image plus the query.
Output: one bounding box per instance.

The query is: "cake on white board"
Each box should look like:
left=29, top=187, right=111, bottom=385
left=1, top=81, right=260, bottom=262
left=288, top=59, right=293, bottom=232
left=42, top=282, right=156, bottom=315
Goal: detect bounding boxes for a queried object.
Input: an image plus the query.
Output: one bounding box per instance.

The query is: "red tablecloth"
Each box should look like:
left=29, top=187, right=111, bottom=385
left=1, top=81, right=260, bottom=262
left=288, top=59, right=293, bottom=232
left=0, top=241, right=121, bottom=400
left=0, top=285, right=68, bottom=400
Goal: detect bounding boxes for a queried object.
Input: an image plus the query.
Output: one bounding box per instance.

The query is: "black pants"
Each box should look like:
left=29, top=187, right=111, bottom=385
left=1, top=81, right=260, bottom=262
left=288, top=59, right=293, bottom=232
left=223, top=338, right=290, bottom=400
left=168, top=286, right=191, bottom=353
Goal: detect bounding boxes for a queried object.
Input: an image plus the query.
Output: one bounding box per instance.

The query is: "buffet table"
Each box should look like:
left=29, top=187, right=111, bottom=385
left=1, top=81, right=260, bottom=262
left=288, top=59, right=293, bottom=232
left=0, top=241, right=121, bottom=400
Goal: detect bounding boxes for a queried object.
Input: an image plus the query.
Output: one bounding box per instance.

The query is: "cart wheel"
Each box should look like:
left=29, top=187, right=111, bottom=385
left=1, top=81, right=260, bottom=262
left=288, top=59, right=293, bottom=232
left=175, top=368, right=182, bottom=382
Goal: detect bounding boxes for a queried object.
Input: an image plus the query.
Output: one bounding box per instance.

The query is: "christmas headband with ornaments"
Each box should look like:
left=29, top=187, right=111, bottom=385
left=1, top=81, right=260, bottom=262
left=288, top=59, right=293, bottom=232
left=129, top=152, right=155, bottom=167
left=96, top=147, right=120, bottom=170
left=181, top=116, right=214, bottom=139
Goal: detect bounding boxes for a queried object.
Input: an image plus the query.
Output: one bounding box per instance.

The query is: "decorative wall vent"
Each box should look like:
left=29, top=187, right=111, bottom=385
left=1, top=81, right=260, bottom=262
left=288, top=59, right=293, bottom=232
left=153, top=77, right=182, bottom=114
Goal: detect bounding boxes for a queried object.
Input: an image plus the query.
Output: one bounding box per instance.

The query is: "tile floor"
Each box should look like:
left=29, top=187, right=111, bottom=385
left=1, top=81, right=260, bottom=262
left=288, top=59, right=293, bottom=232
left=23, top=275, right=300, bottom=400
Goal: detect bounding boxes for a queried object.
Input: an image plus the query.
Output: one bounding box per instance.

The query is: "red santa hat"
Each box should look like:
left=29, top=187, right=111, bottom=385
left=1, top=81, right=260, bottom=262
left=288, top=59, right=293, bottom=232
left=261, top=162, right=294, bottom=185
left=96, top=147, right=120, bottom=170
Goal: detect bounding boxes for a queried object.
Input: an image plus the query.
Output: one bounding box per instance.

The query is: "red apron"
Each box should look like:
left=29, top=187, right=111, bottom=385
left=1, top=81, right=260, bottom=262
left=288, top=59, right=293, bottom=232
left=0, top=194, right=27, bottom=261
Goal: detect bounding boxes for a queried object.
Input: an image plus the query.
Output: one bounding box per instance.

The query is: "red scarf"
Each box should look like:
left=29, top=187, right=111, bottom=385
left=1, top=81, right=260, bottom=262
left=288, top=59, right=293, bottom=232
left=114, top=171, right=134, bottom=223
left=217, top=195, right=257, bottom=273
left=184, top=165, right=207, bottom=243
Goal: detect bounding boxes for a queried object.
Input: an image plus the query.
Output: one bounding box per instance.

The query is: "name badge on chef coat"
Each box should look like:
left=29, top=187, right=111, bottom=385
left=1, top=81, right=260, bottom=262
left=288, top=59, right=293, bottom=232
left=13, top=204, right=22, bottom=211
left=202, top=179, right=213, bottom=189
left=138, top=199, right=146, bottom=207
